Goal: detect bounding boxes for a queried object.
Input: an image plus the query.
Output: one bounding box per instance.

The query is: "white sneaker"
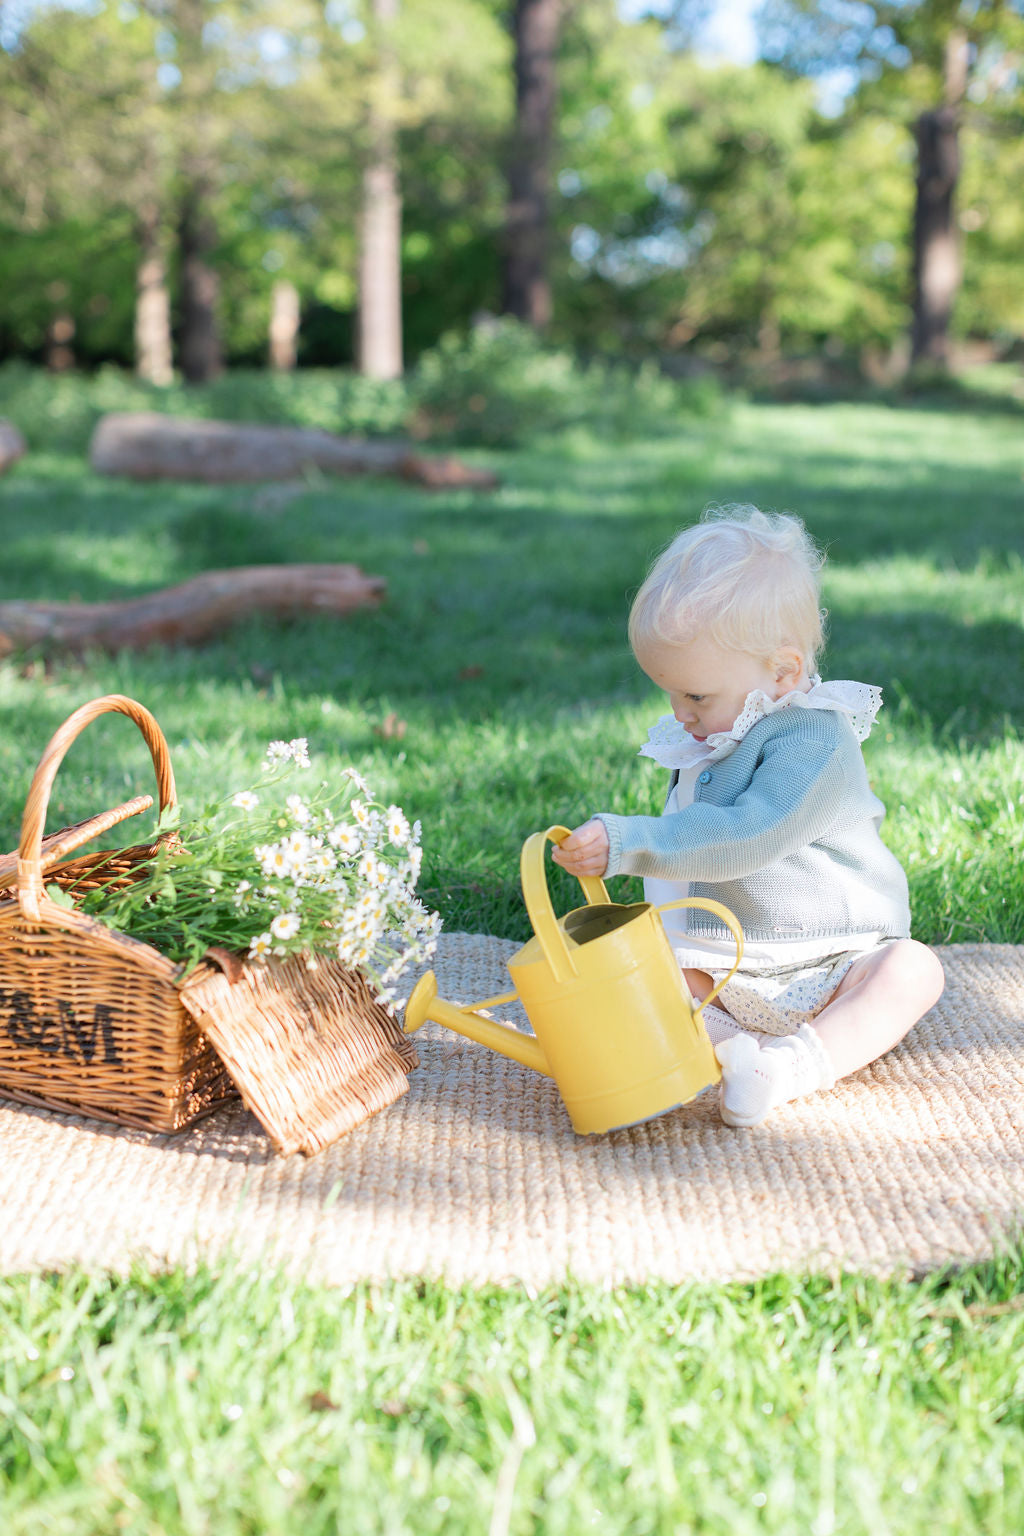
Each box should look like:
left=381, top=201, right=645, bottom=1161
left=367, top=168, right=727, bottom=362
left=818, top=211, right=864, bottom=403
left=715, top=1025, right=835, bottom=1128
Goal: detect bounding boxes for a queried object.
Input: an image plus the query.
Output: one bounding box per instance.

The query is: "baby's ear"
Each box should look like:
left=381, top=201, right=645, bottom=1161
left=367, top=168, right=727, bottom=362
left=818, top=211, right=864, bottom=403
left=773, top=647, right=804, bottom=685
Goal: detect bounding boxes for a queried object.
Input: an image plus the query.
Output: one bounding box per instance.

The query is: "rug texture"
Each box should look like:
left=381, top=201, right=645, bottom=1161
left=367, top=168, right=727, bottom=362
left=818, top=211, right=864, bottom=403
left=1, top=936, right=1022, bottom=1286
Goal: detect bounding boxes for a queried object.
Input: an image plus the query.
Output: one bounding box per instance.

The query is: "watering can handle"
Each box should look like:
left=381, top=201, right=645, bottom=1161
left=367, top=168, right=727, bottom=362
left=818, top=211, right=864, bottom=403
left=655, top=897, right=745, bottom=1021
left=519, top=825, right=609, bottom=987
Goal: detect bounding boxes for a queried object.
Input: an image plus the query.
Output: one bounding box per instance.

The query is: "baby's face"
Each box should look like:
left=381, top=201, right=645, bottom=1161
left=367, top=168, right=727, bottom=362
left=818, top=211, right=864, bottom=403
left=635, top=634, right=801, bottom=741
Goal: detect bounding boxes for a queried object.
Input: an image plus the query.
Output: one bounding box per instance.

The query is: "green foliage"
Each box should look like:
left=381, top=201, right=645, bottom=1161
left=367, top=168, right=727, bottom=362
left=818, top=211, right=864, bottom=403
left=0, top=361, right=408, bottom=454
left=0, top=339, right=721, bottom=457
left=2, top=0, right=1023, bottom=370
left=68, top=749, right=437, bottom=988
left=410, top=319, right=723, bottom=446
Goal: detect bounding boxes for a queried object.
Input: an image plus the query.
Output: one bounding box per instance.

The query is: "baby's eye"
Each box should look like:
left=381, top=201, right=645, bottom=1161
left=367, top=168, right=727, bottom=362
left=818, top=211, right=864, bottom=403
left=686, top=694, right=706, bottom=703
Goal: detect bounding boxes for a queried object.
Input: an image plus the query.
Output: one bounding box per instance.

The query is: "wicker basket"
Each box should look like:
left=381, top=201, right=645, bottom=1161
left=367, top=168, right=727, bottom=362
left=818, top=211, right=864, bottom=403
left=0, top=694, right=419, bottom=1152
left=178, top=949, right=420, bottom=1157
left=0, top=694, right=237, bottom=1132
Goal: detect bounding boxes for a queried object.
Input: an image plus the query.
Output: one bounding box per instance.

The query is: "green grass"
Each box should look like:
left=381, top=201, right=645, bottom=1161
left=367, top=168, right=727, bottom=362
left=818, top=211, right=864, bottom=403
left=2, top=1256, right=1024, bottom=1536
left=0, top=376, right=1023, bottom=1532
left=0, top=394, right=1020, bottom=941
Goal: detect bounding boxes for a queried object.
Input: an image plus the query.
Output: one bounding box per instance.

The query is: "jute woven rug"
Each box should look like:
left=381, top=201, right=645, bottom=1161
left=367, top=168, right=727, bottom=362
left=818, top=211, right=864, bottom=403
left=1, top=936, right=1022, bottom=1286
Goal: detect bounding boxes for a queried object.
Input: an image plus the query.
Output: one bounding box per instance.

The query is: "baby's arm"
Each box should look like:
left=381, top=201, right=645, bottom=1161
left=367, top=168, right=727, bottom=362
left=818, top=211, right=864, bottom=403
left=602, top=725, right=849, bottom=882
left=551, top=819, right=610, bottom=877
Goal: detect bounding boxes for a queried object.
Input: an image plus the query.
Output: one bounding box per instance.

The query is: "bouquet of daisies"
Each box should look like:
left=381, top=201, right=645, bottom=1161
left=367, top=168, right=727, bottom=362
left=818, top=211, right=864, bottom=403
left=50, top=738, right=440, bottom=1007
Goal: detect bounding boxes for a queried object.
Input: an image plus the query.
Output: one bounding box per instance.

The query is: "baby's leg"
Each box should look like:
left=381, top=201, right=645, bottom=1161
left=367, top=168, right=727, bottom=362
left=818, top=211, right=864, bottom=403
left=683, top=967, right=715, bottom=1003
left=810, top=939, right=945, bottom=1077
left=717, top=940, right=944, bottom=1128
left=684, top=967, right=772, bottom=1048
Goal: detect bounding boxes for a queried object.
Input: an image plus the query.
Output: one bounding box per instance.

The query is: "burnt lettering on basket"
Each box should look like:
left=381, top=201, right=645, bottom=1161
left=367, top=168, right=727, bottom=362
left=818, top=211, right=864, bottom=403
left=4, top=990, right=62, bottom=1054
left=1, top=988, right=122, bottom=1066
left=58, top=999, right=120, bottom=1065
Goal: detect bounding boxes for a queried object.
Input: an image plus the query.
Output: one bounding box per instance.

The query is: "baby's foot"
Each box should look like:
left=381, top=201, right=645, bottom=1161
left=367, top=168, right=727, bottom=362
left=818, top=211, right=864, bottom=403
left=715, top=1026, right=835, bottom=1128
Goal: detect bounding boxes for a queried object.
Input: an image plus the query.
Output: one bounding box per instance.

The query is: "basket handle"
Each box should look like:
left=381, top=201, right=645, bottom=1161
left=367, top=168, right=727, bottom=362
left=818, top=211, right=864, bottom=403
left=0, top=794, right=156, bottom=894
left=16, top=694, right=177, bottom=922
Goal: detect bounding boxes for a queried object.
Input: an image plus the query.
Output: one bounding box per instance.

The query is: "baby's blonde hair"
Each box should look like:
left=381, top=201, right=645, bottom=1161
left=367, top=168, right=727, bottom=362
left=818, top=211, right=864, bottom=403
left=628, top=505, right=826, bottom=668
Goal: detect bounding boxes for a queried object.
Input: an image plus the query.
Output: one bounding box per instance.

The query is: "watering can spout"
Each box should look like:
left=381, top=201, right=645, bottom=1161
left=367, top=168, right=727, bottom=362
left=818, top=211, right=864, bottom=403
left=404, top=971, right=553, bottom=1078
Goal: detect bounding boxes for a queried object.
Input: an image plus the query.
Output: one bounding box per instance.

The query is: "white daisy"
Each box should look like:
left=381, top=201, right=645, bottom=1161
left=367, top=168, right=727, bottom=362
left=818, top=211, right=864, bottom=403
left=256, top=842, right=290, bottom=878
left=284, top=831, right=311, bottom=870
left=355, top=890, right=385, bottom=919
left=232, top=791, right=260, bottom=812
left=328, top=822, right=360, bottom=856
left=270, top=912, right=301, bottom=941
left=357, top=851, right=388, bottom=888
left=386, top=806, right=410, bottom=846
left=342, top=767, right=371, bottom=795
left=248, top=932, right=274, bottom=960
left=403, top=845, right=423, bottom=882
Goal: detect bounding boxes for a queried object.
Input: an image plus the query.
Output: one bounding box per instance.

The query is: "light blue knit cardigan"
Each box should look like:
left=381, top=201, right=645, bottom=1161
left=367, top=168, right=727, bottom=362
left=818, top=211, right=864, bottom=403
left=595, top=707, right=911, bottom=944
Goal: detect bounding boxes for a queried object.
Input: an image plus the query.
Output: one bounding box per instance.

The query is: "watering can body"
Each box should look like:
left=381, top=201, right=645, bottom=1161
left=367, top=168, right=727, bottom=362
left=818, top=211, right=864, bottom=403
left=404, top=825, right=744, bottom=1134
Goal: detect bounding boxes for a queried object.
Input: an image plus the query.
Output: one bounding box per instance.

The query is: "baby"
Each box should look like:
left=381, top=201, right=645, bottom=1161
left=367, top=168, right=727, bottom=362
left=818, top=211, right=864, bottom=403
left=552, top=506, right=944, bottom=1127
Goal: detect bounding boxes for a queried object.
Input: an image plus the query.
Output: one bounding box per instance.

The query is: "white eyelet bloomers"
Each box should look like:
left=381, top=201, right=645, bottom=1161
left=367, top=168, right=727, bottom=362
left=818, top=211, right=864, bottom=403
left=640, top=678, right=893, bottom=1038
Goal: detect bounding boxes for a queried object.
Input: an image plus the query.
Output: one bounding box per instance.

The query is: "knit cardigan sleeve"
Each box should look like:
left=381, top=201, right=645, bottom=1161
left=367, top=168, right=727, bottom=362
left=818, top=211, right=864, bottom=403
left=595, top=715, right=852, bottom=883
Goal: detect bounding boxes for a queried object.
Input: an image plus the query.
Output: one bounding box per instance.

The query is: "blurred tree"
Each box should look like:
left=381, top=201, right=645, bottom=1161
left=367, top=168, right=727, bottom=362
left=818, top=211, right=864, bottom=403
left=268, top=279, right=301, bottom=369
left=0, top=3, right=171, bottom=374
left=758, top=0, right=1024, bottom=370
left=0, top=0, right=1019, bottom=373
left=175, top=0, right=223, bottom=381
left=502, top=0, right=562, bottom=328
left=358, top=0, right=404, bottom=378
left=551, top=6, right=911, bottom=360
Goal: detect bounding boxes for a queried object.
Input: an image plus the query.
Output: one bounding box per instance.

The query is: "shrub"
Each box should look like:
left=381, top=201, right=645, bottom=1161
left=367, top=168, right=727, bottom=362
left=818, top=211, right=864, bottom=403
left=408, top=318, right=724, bottom=447
left=0, top=363, right=409, bottom=456
left=0, top=336, right=721, bottom=459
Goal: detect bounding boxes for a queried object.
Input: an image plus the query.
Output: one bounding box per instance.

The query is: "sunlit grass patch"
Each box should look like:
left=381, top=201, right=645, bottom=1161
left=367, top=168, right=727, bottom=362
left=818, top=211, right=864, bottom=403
left=0, top=379, right=1022, bottom=1535
left=2, top=1255, right=1023, bottom=1536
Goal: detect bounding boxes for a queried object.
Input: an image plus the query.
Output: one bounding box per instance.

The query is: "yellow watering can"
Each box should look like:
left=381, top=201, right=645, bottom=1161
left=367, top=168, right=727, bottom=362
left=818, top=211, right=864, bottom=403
left=404, top=824, right=744, bottom=1134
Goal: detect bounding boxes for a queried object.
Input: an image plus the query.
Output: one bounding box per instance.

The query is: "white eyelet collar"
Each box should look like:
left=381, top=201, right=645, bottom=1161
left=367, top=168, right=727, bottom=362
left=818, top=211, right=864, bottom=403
left=638, top=678, right=884, bottom=772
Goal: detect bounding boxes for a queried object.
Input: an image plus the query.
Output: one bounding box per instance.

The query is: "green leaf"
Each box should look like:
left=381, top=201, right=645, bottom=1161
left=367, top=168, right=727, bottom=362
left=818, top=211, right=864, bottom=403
left=45, top=882, right=77, bottom=910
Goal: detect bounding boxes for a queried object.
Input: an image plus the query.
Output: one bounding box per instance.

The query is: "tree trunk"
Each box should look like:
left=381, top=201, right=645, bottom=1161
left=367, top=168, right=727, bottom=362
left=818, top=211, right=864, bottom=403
left=357, top=0, right=403, bottom=380
left=909, top=29, right=968, bottom=371
left=45, top=313, right=76, bottom=372
left=178, top=176, right=223, bottom=383
left=135, top=204, right=174, bottom=386
left=175, top=0, right=222, bottom=384
left=910, top=107, right=960, bottom=368
left=502, top=0, right=561, bottom=330
left=45, top=281, right=75, bottom=371
left=269, top=280, right=300, bottom=371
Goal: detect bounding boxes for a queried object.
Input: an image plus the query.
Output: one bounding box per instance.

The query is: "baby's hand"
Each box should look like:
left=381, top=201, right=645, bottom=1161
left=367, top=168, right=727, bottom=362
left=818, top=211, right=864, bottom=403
left=551, top=819, right=610, bottom=878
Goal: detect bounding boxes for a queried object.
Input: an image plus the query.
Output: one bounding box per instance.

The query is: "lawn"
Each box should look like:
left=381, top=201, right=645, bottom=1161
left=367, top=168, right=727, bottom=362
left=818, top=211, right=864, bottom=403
left=0, top=376, right=1022, bottom=1533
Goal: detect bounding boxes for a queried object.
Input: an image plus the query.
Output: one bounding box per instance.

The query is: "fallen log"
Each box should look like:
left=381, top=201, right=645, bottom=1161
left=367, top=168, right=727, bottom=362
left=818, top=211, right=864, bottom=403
left=0, top=564, right=386, bottom=656
left=0, top=419, right=27, bottom=474
left=90, top=412, right=499, bottom=490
